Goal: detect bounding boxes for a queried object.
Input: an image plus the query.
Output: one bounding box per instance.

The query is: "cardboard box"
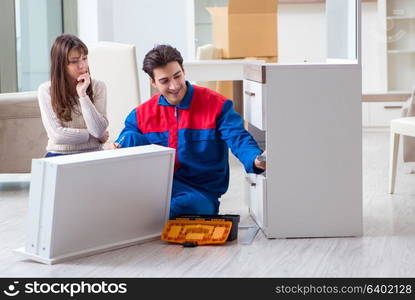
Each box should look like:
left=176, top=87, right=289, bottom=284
left=207, top=0, right=278, bottom=58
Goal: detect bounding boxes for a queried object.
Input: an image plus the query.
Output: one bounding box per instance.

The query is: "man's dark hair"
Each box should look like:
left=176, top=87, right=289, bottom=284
left=142, top=45, right=184, bottom=80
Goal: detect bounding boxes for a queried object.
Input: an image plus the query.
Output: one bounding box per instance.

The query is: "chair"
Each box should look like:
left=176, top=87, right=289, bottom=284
left=88, top=42, right=140, bottom=142
left=388, top=117, right=415, bottom=194
left=0, top=91, right=48, bottom=173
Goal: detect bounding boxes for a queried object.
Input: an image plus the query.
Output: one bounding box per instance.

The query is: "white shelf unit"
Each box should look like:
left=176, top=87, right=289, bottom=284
left=380, top=0, right=415, bottom=93
left=243, top=63, right=362, bottom=238
left=386, top=16, right=415, bottom=20
left=242, top=0, right=362, bottom=238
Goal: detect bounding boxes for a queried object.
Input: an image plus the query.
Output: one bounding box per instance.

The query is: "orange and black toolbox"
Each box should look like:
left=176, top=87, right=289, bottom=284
left=161, top=214, right=240, bottom=247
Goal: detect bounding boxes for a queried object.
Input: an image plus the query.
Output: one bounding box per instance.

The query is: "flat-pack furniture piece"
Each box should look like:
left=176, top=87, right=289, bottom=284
left=207, top=0, right=278, bottom=58
left=16, top=145, right=175, bottom=264
left=243, top=0, right=363, bottom=238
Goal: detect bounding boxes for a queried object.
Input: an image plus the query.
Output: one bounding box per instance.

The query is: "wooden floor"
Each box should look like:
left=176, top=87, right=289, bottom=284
left=2, top=131, right=415, bottom=277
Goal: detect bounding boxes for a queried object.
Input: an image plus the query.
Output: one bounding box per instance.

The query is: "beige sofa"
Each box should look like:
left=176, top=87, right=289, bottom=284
left=0, top=91, right=48, bottom=173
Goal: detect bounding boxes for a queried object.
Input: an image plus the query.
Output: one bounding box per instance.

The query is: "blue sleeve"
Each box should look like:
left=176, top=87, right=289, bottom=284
left=217, top=100, right=263, bottom=174
left=115, top=109, right=150, bottom=147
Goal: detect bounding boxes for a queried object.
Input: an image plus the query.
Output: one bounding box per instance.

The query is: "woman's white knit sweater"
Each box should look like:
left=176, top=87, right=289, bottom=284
left=37, top=79, right=108, bottom=154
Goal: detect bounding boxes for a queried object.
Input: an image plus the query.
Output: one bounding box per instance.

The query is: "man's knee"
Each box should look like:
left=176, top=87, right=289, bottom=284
left=170, top=191, right=218, bottom=218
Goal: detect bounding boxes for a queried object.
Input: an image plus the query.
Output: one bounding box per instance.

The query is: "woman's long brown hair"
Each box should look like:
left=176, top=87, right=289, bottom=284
left=50, top=34, right=93, bottom=122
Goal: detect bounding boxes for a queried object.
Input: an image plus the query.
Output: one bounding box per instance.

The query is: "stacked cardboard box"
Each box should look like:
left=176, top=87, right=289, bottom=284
left=207, top=0, right=278, bottom=115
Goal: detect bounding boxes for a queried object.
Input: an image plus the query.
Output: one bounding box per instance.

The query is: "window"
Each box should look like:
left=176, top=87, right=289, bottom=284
left=0, top=0, right=77, bottom=93
left=15, top=0, right=63, bottom=92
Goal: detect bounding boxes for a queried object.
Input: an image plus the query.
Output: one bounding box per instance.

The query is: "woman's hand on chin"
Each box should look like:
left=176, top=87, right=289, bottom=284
left=76, top=73, right=91, bottom=98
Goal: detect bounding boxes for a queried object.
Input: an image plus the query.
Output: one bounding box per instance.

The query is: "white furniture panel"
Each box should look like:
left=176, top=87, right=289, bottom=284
left=247, top=64, right=363, bottom=238
left=16, top=145, right=175, bottom=264
left=88, top=42, right=140, bottom=142
left=245, top=174, right=266, bottom=229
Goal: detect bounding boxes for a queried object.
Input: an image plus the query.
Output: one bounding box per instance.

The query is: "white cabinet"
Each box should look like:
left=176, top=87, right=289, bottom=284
left=242, top=1, right=362, bottom=238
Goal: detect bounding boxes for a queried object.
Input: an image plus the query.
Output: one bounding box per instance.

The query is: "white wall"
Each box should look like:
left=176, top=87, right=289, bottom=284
left=78, top=0, right=195, bottom=101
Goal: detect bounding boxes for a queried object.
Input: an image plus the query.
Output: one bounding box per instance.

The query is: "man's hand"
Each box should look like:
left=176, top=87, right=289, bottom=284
left=98, top=130, right=109, bottom=143
left=254, top=151, right=266, bottom=170
left=109, top=142, right=121, bottom=149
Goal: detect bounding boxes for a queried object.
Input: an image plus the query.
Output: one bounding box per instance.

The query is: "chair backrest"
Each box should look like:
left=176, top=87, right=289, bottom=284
left=88, top=42, right=140, bottom=142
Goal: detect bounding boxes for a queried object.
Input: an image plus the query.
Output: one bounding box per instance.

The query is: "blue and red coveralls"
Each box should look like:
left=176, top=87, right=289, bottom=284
left=115, top=81, right=263, bottom=217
